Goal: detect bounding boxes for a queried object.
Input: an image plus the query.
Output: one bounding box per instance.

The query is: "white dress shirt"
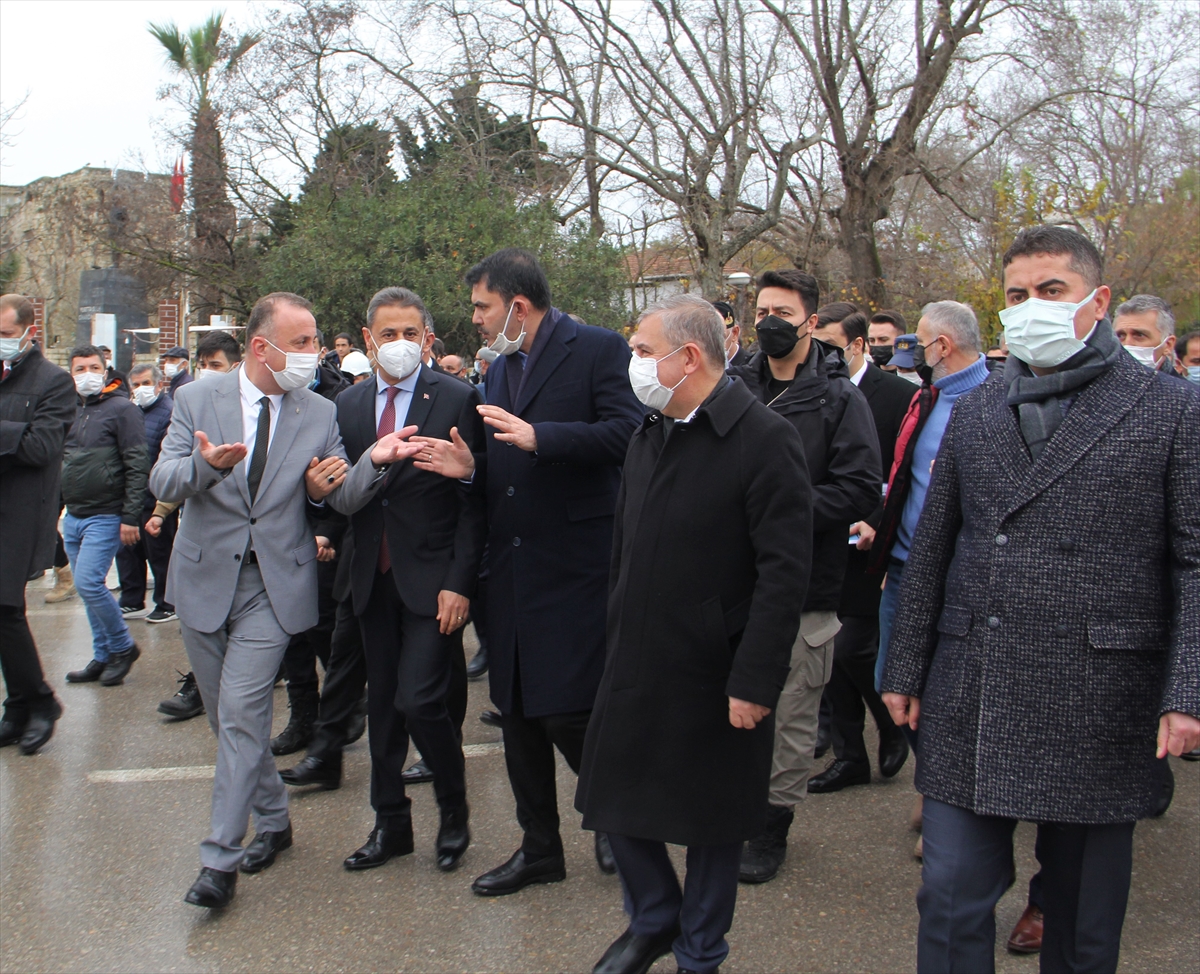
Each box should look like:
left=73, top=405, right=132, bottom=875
left=375, top=368, right=421, bottom=432
left=238, top=366, right=284, bottom=474
left=848, top=356, right=869, bottom=386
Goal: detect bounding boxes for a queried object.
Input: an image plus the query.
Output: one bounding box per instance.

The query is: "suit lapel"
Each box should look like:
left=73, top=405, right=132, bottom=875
left=514, top=316, right=572, bottom=415
left=212, top=372, right=251, bottom=507
left=403, top=367, right=439, bottom=434
left=1002, top=362, right=1151, bottom=518
left=257, top=390, right=305, bottom=503
left=357, top=380, right=379, bottom=459
left=982, top=379, right=1032, bottom=491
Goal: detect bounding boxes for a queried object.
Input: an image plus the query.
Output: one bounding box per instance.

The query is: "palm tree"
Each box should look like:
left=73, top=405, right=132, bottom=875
left=148, top=12, right=260, bottom=317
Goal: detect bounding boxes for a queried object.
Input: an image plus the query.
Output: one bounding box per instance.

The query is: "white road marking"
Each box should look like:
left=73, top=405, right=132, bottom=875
left=87, top=743, right=504, bottom=784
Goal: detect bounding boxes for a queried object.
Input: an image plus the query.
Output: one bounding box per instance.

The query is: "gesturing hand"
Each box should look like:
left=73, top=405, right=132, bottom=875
left=306, top=456, right=348, bottom=501
left=412, top=427, right=476, bottom=479
left=437, top=589, right=471, bottom=635
left=729, top=697, right=771, bottom=729
left=477, top=405, right=537, bottom=452
left=370, top=425, right=422, bottom=466
left=1158, top=711, right=1200, bottom=758
left=883, top=692, right=920, bottom=731
left=195, top=430, right=247, bottom=470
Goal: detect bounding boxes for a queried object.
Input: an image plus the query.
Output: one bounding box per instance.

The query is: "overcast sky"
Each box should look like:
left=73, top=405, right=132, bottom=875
left=0, top=0, right=261, bottom=187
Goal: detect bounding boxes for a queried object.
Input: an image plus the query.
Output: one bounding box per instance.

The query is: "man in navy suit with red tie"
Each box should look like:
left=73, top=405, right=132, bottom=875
left=334, top=286, right=487, bottom=875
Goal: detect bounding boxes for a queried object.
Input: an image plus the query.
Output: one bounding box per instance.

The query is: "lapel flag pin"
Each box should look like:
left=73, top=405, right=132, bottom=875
left=423, top=393, right=430, bottom=399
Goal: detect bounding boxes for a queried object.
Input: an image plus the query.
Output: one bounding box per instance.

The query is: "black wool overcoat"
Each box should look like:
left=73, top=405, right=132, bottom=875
left=575, top=377, right=812, bottom=846
left=0, top=348, right=77, bottom=606
left=882, top=353, right=1200, bottom=824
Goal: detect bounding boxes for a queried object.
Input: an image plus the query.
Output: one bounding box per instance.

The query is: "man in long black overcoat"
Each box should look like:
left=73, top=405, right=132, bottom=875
left=882, top=226, right=1200, bottom=974
left=0, top=295, right=77, bottom=754
left=576, top=295, right=812, bottom=974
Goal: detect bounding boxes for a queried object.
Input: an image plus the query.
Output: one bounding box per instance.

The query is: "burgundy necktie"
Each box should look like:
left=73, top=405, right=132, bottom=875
left=377, top=386, right=399, bottom=574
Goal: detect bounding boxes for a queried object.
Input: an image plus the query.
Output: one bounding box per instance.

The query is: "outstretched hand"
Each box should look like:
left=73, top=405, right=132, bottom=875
left=412, top=427, right=476, bottom=479
left=195, top=430, right=247, bottom=470
left=370, top=425, right=422, bottom=466
left=478, top=405, right=537, bottom=452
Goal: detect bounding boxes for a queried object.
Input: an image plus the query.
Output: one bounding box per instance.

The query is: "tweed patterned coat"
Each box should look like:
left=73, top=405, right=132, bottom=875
left=882, top=351, right=1199, bottom=824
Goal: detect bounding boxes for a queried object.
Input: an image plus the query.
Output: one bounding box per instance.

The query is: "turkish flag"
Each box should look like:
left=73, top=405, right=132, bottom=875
left=170, top=158, right=186, bottom=214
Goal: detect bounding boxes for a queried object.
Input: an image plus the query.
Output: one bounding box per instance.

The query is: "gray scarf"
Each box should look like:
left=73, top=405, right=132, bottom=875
left=1005, top=318, right=1123, bottom=460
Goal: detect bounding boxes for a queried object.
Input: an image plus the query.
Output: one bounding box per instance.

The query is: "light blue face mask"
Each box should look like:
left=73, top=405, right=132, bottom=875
left=1187, top=365, right=1200, bottom=385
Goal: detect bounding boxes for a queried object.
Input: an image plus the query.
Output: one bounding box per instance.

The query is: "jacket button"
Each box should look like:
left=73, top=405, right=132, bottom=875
left=250, top=517, right=256, bottom=525
left=234, top=553, right=241, bottom=561
left=512, top=537, right=521, bottom=547
left=995, top=533, right=1008, bottom=546
left=507, top=486, right=515, bottom=496
left=987, top=616, right=1000, bottom=629
left=381, top=499, right=388, bottom=507
left=1054, top=624, right=1069, bottom=636
left=1059, top=539, right=1074, bottom=552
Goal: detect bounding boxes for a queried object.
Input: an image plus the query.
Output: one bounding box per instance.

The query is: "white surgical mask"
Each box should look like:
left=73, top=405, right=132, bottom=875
left=371, top=335, right=423, bottom=380
left=1000, top=289, right=1098, bottom=368
left=1187, top=365, right=1200, bottom=385
left=488, top=303, right=526, bottom=357
left=162, top=362, right=183, bottom=378
left=263, top=340, right=319, bottom=392
left=628, top=346, right=687, bottom=411
left=132, top=385, right=160, bottom=408
left=0, top=326, right=31, bottom=361
left=897, top=370, right=923, bottom=386
left=1122, top=341, right=1162, bottom=369
left=194, top=367, right=222, bottom=382
left=74, top=372, right=104, bottom=397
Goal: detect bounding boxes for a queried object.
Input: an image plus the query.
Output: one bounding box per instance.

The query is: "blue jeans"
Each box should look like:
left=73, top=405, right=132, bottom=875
left=62, top=513, right=134, bottom=662
left=918, top=798, right=1133, bottom=974
left=876, top=556, right=918, bottom=752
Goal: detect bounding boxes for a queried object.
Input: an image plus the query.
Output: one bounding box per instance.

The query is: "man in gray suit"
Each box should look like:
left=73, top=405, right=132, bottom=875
left=150, top=292, right=420, bottom=908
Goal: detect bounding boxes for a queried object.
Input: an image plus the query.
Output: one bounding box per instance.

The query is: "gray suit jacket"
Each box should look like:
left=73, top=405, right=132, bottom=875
left=149, top=368, right=383, bottom=635
left=882, top=353, right=1199, bottom=824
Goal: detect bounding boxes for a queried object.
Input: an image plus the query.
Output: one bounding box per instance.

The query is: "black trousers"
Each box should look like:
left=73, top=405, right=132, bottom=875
left=308, top=596, right=365, bottom=758
left=115, top=508, right=177, bottom=611
left=361, top=570, right=466, bottom=826
left=0, top=602, right=56, bottom=722
left=501, top=662, right=592, bottom=859
left=283, top=562, right=337, bottom=696
left=827, top=614, right=897, bottom=766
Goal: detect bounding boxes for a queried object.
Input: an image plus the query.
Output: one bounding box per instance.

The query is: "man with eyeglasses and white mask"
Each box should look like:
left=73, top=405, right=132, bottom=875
left=150, top=291, right=419, bottom=909
left=880, top=225, right=1200, bottom=973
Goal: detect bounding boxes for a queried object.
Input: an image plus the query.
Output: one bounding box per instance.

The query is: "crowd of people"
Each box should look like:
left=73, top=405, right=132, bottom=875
left=0, top=225, right=1197, bottom=974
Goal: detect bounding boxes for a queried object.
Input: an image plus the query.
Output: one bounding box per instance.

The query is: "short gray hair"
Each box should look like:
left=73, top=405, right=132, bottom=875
left=920, top=300, right=981, bottom=353
left=638, top=294, right=725, bottom=367
left=367, top=286, right=434, bottom=333
left=1115, top=294, right=1175, bottom=337
left=129, top=363, right=162, bottom=383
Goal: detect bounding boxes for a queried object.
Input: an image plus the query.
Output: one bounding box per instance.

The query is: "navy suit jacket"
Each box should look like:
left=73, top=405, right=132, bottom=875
left=483, top=308, right=642, bottom=717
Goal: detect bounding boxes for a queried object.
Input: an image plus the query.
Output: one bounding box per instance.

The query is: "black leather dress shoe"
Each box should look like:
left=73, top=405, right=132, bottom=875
left=184, top=867, right=237, bottom=908
left=466, top=646, right=489, bottom=680
left=66, top=659, right=105, bottom=683
left=595, top=831, right=616, bottom=874
left=471, top=848, right=566, bottom=896
left=343, top=827, right=414, bottom=871
left=808, top=759, right=871, bottom=793
left=0, top=717, right=24, bottom=747
left=18, top=700, right=63, bottom=755
left=240, top=823, right=293, bottom=873
left=878, top=729, right=910, bottom=779
left=279, top=754, right=342, bottom=790
left=99, top=644, right=140, bottom=686
left=479, top=709, right=502, bottom=728
left=401, top=758, right=435, bottom=784
left=345, top=697, right=367, bottom=745
left=436, top=805, right=471, bottom=871
left=592, top=924, right=680, bottom=974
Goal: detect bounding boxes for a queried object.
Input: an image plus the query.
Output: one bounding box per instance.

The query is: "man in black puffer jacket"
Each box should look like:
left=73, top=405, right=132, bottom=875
left=61, top=345, right=149, bottom=688
left=729, top=270, right=881, bottom=884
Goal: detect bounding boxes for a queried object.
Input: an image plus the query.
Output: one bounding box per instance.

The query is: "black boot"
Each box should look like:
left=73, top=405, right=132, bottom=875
left=466, top=646, right=489, bottom=680
left=158, top=671, right=204, bottom=720
left=271, top=688, right=319, bottom=756
left=344, top=691, right=368, bottom=745
left=739, top=804, right=793, bottom=884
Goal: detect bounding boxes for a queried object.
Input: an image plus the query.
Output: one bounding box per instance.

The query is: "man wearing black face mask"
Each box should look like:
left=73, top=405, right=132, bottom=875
left=729, top=270, right=880, bottom=884
left=869, top=311, right=907, bottom=370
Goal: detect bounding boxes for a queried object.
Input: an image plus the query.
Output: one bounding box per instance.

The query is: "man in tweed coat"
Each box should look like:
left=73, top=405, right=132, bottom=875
left=881, top=225, right=1200, bottom=974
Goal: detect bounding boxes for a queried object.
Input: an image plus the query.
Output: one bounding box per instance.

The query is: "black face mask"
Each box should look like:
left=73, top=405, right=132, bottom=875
left=913, top=343, right=934, bottom=385
left=870, top=345, right=893, bottom=368
left=756, top=314, right=802, bottom=359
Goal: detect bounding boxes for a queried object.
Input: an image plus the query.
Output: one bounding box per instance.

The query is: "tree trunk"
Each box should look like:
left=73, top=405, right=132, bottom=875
left=190, top=105, right=236, bottom=320
left=836, top=188, right=888, bottom=309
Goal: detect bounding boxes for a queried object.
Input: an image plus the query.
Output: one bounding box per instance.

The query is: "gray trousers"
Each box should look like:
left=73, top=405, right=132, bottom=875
left=768, top=611, right=840, bottom=808
left=181, top=564, right=291, bottom=872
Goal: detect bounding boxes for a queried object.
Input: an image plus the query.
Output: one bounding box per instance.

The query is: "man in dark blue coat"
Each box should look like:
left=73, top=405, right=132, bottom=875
left=412, top=248, right=642, bottom=896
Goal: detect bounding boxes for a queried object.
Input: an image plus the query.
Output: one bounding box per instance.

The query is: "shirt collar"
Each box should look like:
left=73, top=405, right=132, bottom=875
left=376, top=366, right=421, bottom=398
left=239, top=363, right=284, bottom=411
left=849, top=357, right=868, bottom=385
